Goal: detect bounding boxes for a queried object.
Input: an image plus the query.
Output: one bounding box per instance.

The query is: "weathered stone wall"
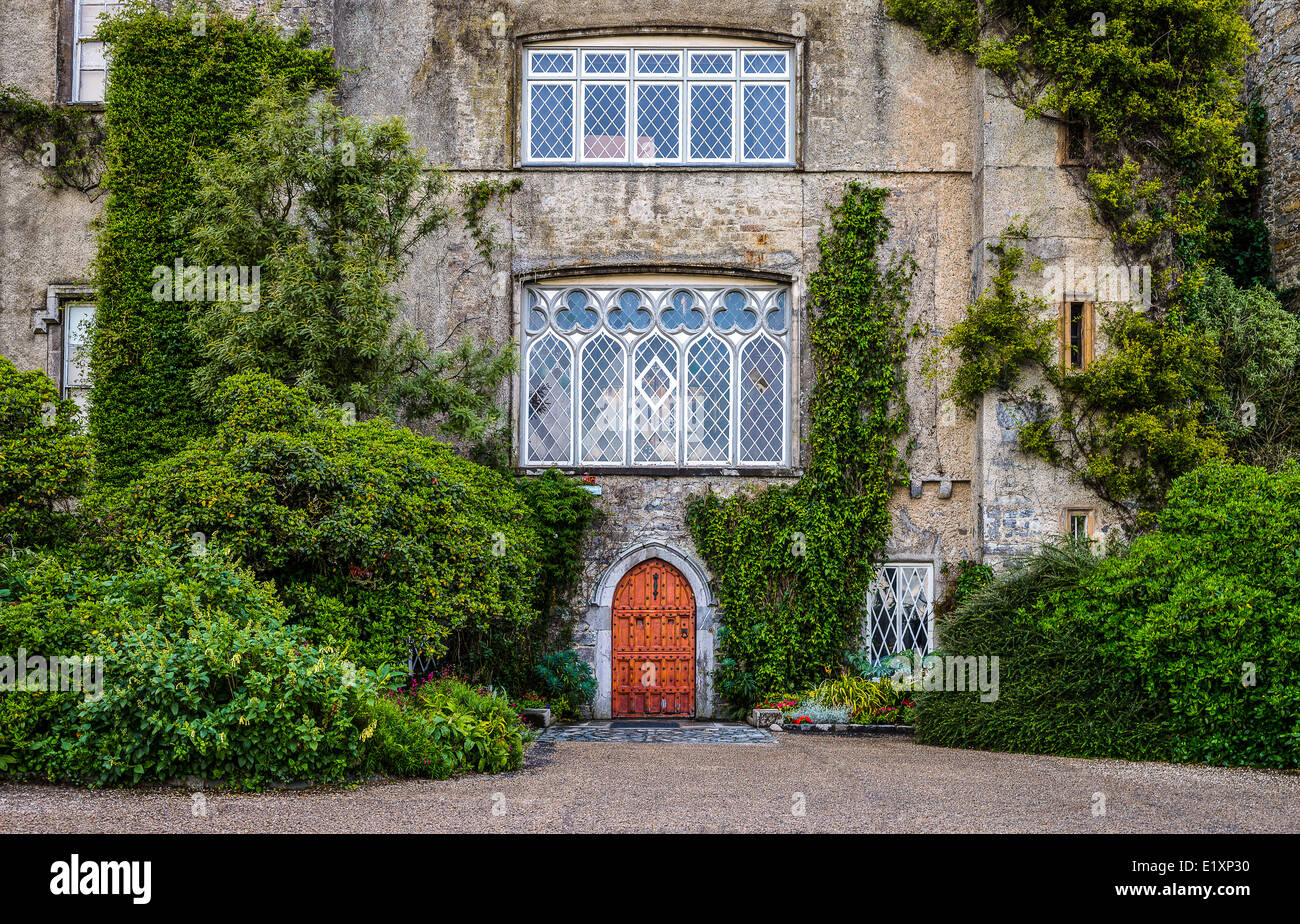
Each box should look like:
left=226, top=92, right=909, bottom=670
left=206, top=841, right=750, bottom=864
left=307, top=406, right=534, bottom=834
left=1248, top=0, right=1300, bottom=295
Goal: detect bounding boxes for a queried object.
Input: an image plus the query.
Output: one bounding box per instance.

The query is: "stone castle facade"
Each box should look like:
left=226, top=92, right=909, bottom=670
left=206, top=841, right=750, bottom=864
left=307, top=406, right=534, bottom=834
left=1, top=1, right=1295, bottom=716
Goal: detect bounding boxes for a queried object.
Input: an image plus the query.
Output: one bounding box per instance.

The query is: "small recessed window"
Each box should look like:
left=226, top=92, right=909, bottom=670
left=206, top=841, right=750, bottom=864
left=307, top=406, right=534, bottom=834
left=1060, top=119, right=1090, bottom=166
left=1066, top=509, right=1095, bottom=542
left=1061, top=300, right=1094, bottom=371
left=523, top=37, right=795, bottom=166
left=63, top=302, right=95, bottom=418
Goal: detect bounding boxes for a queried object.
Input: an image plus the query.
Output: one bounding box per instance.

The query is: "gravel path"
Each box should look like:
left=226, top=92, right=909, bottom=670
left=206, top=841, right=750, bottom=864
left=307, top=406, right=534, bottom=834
left=2, top=736, right=1297, bottom=833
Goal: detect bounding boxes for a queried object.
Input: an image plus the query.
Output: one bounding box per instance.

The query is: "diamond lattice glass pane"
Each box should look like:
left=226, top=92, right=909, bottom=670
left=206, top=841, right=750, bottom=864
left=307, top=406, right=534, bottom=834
left=580, top=334, right=626, bottom=463
left=584, top=83, right=627, bottom=159
left=530, top=50, right=574, bottom=75
left=527, top=335, right=572, bottom=463
left=529, top=83, right=574, bottom=159
left=868, top=569, right=900, bottom=662
left=636, top=84, right=680, bottom=161
left=897, top=566, right=932, bottom=653
left=743, top=84, right=786, bottom=160
left=633, top=335, right=679, bottom=464
left=685, top=335, right=731, bottom=463
left=636, top=51, right=680, bottom=75
left=690, top=51, right=734, bottom=75
left=743, top=51, right=787, bottom=75
left=739, top=339, right=784, bottom=463
left=584, top=51, right=626, bottom=74
left=690, top=84, right=733, bottom=160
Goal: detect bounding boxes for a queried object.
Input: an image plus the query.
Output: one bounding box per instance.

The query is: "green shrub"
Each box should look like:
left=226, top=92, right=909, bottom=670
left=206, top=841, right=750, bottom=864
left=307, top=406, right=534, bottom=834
left=915, top=543, right=1171, bottom=759
left=1, top=546, right=375, bottom=786
left=531, top=650, right=596, bottom=719
left=362, top=675, right=526, bottom=778
left=96, top=373, right=543, bottom=671
left=919, top=463, right=1300, bottom=767
left=65, top=613, right=373, bottom=787
left=0, top=356, right=90, bottom=549
left=448, top=469, right=599, bottom=690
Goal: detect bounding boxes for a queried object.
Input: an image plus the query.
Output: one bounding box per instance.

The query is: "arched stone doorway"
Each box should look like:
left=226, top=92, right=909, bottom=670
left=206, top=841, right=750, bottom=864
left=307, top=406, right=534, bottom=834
left=588, top=541, right=717, bottom=719
left=611, top=559, right=695, bottom=717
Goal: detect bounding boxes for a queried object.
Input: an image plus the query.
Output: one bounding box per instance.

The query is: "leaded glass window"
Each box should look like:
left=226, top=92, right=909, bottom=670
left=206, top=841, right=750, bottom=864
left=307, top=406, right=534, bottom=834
left=521, top=280, right=792, bottom=467
left=863, top=564, right=935, bottom=663
left=523, top=39, right=793, bottom=166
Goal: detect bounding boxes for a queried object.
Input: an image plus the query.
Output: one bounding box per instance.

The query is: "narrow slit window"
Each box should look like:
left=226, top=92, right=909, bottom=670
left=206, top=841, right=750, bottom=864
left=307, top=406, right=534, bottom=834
left=1062, top=300, right=1093, bottom=370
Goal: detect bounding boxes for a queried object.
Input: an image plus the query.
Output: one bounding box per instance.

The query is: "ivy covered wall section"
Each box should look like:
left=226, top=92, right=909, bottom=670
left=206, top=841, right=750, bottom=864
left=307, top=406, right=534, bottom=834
left=687, top=183, right=914, bottom=710
left=89, top=4, right=336, bottom=485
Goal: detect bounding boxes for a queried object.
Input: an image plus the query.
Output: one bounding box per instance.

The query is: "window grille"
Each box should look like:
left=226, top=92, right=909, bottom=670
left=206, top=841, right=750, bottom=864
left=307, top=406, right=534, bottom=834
left=522, top=280, right=791, bottom=467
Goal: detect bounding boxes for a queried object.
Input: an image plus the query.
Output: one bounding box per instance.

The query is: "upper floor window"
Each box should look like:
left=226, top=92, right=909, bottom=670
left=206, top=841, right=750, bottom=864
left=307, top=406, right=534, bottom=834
left=522, top=277, right=792, bottom=468
left=72, top=1, right=123, bottom=103
left=523, top=37, right=795, bottom=166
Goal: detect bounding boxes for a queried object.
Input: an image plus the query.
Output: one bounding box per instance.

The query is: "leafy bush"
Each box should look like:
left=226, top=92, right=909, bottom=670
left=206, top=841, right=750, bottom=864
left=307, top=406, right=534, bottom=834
left=915, top=542, right=1170, bottom=758
left=1184, top=267, right=1300, bottom=469
left=66, top=613, right=372, bottom=788
left=361, top=675, right=526, bottom=778
left=531, top=650, right=596, bottom=719
left=918, top=463, right=1300, bottom=767
left=96, top=373, right=543, bottom=671
left=1, top=547, right=375, bottom=786
left=448, top=470, right=600, bottom=690
left=0, top=357, right=90, bottom=549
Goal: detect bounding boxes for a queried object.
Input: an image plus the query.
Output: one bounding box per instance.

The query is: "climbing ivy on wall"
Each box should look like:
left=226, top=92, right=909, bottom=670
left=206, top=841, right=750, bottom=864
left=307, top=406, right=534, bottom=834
left=889, top=0, right=1279, bottom=519
left=886, top=0, right=1258, bottom=298
left=89, top=3, right=336, bottom=485
left=687, top=183, right=914, bottom=709
left=0, top=85, right=105, bottom=197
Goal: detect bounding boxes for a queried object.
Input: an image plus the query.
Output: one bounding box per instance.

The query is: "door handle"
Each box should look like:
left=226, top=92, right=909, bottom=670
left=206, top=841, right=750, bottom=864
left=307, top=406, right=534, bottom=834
left=681, top=627, right=688, bottom=638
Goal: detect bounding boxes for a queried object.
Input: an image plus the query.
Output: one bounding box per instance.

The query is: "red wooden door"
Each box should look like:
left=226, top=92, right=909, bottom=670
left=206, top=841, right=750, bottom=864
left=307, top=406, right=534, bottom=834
left=611, top=559, right=695, bottom=717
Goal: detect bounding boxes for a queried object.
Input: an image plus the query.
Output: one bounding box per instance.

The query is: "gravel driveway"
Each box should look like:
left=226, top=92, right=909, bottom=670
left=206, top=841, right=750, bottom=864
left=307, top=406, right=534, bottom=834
left=2, top=735, right=1297, bottom=833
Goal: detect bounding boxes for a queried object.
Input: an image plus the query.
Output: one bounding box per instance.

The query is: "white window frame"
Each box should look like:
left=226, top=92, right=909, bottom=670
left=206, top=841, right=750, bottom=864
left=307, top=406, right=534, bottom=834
left=520, top=278, right=793, bottom=469
left=62, top=302, right=95, bottom=419
left=579, top=80, right=631, bottom=163
left=72, top=1, right=122, bottom=104
left=525, top=80, right=578, bottom=163
left=864, top=563, right=936, bottom=664
left=521, top=36, right=795, bottom=167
